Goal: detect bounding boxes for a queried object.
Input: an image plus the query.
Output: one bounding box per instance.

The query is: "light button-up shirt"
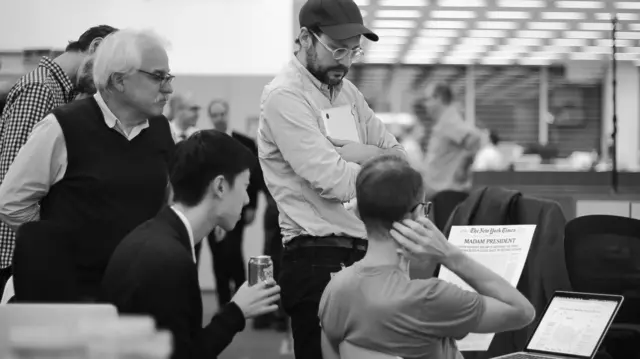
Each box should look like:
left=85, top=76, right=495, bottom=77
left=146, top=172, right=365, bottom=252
left=258, top=56, right=405, bottom=243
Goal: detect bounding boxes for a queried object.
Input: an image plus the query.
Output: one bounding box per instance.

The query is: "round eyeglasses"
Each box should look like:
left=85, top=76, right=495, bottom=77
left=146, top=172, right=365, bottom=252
left=137, top=69, right=175, bottom=87
left=311, top=32, right=364, bottom=61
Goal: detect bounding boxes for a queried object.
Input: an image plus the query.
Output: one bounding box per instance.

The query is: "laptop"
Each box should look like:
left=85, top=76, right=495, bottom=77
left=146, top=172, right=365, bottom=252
left=492, top=291, right=624, bottom=359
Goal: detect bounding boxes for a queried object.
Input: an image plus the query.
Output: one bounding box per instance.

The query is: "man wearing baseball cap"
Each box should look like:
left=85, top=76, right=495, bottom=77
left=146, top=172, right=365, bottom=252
left=257, top=0, right=406, bottom=357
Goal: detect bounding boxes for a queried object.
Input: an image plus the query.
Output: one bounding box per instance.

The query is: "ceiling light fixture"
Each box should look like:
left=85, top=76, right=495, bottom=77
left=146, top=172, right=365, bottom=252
left=377, top=10, right=422, bottom=18
left=431, top=10, right=476, bottom=18
left=486, top=11, right=529, bottom=19
left=496, top=0, right=544, bottom=7
left=424, top=20, right=467, bottom=29
left=372, top=20, right=416, bottom=28
left=541, top=12, right=585, bottom=20
left=616, top=2, right=640, bottom=10
left=378, top=0, right=428, bottom=6
left=477, top=21, right=519, bottom=29
left=556, top=1, right=604, bottom=9
left=528, top=22, right=567, bottom=30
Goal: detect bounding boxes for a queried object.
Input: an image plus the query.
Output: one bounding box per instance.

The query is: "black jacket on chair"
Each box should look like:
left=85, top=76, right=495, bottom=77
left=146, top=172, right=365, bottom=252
left=442, top=187, right=572, bottom=359
left=101, top=207, right=246, bottom=359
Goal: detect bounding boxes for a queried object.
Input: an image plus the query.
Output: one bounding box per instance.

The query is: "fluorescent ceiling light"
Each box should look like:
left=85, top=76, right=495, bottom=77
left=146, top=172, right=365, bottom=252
left=552, top=38, right=587, bottom=46
left=595, top=13, right=639, bottom=21
left=486, top=11, right=529, bottom=19
left=528, top=22, right=567, bottom=30
left=431, top=11, right=476, bottom=18
left=570, top=53, right=602, bottom=60
left=403, top=57, right=438, bottom=64
left=541, top=46, right=572, bottom=54
left=420, top=29, right=460, bottom=37
left=363, top=58, right=397, bottom=63
left=541, top=12, right=585, bottom=20
left=407, top=48, right=447, bottom=56
left=557, top=1, right=604, bottom=9
left=372, top=20, right=416, bottom=28
left=616, top=2, right=640, bottom=9
left=366, top=44, right=403, bottom=52
left=596, top=39, right=632, bottom=47
left=496, top=45, right=529, bottom=53
left=376, top=37, right=408, bottom=45
left=414, top=37, right=452, bottom=45
left=507, top=38, right=543, bottom=46
left=447, top=52, right=482, bottom=58
left=519, top=58, right=552, bottom=65
left=517, top=30, right=555, bottom=38
left=615, top=53, right=640, bottom=60
left=364, top=52, right=398, bottom=58
left=528, top=52, right=560, bottom=60
left=496, top=0, right=544, bottom=7
left=564, top=31, right=601, bottom=38
left=373, top=29, right=412, bottom=37
left=378, top=0, right=428, bottom=5
left=438, top=0, right=485, bottom=6
left=441, top=57, right=475, bottom=64
left=451, top=45, right=489, bottom=53
left=477, top=21, right=518, bottom=29
left=377, top=10, right=422, bottom=18
left=460, top=37, right=497, bottom=45
left=582, top=46, right=610, bottom=54
left=579, top=22, right=613, bottom=31
left=469, top=30, right=507, bottom=38
left=629, top=24, right=640, bottom=31
left=482, top=58, right=515, bottom=65
left=424, top=20, right=467, bottom=29
left=618, top=32, right=640, bottom=40
left=624, top=47, right=640, bottom=53
left=354, top=0, right=369, bottom=5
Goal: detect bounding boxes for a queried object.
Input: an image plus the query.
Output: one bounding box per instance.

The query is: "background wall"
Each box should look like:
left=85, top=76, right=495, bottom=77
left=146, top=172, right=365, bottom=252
left=0, top=0, right=293, bottom=75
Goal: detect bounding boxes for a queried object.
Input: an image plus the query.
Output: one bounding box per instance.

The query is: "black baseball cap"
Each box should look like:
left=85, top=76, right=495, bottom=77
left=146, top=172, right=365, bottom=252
left=299, top=0, right=379, bottom=42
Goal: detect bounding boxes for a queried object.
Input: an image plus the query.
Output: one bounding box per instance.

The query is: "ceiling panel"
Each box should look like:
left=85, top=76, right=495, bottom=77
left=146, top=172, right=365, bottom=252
left=355, top=0, right=640, bottom=66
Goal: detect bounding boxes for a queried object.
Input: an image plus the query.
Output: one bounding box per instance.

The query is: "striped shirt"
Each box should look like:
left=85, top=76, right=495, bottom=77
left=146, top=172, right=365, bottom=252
left=0, top=56, right=74, bottom=268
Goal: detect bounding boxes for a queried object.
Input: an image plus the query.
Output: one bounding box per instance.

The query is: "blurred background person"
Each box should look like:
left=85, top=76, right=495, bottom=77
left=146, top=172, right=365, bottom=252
left=400, top=122, right=425, bottom=169
left=74, top=55, right=96, bottom=100
left=0, top=24, right=117, bottom=294
left=168, top=92, right=200, bottom=142
left=421, top=82, right=485, bottom=199
left=0, top=28, right=175, bottom=300
left=473, top=130, right=508, bottom=172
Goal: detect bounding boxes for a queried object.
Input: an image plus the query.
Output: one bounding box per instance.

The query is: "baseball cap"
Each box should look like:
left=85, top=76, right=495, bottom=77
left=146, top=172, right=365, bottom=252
left=299, top=0, right=379, bottom=42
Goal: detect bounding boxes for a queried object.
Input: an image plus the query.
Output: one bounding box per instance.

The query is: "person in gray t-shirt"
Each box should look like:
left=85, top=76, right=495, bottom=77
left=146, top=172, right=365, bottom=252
left=318, top=155, right=535, bottom=359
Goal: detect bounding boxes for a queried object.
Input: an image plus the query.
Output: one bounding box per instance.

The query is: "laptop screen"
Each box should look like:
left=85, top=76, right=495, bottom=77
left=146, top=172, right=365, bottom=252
left=526, top=294, right=621, bottom=358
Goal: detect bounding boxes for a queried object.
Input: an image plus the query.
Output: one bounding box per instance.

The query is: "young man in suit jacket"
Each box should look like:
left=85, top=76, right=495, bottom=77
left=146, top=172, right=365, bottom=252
left=101, top=130, right=281, bottom=359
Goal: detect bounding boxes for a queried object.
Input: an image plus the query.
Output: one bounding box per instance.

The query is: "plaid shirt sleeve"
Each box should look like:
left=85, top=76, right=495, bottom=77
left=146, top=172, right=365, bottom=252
left=0, top=83, right=55, bottom=184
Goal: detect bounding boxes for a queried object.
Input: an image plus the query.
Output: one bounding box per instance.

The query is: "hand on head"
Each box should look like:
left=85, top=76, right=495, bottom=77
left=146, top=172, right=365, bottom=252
left=390, top=217, right=456, bottom=266
left=231, top=279, right=281, bottom=319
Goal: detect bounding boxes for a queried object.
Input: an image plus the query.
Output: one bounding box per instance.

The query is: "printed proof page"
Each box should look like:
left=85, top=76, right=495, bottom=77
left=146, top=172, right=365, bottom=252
left=438, top=225, right=536, bottom=351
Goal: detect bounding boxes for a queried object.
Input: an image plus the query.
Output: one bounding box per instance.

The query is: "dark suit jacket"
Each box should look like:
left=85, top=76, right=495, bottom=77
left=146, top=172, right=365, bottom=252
left=232, top=131, right=264, bottom=212
left=101, top=207, right=246, bottom=359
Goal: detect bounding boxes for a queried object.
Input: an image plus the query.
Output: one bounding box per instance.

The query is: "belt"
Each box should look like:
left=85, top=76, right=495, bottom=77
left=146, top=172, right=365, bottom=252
left=286, top=235, right=368, bottom=252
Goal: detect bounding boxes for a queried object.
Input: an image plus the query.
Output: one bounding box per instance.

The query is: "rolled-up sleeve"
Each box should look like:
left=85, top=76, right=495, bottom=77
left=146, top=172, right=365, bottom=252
left=0, top=114, right=67, bottom=229
left=263, top=88, right=360, bottom=202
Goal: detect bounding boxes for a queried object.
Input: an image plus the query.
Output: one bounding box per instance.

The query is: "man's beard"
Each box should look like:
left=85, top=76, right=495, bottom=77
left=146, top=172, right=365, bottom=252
left=305, top=46, right=349, bottom=87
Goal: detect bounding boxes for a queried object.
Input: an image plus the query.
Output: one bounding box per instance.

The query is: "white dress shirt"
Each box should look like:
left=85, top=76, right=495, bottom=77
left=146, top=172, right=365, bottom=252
left=170, top=206, right=196, bottom=263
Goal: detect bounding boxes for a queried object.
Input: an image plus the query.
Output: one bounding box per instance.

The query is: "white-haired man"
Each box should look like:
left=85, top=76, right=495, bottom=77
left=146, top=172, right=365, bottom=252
left=0, top=29, right=175, bottom=301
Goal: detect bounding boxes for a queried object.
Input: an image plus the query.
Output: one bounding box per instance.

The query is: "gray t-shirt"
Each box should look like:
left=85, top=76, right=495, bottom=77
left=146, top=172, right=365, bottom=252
left=318, top=262, right=485, bottom=359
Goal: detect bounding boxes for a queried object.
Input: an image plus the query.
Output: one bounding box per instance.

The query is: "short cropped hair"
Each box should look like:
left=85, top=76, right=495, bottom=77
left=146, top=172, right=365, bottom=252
left=170, top=130, right=257, bottom=207
left=432, top=82, right=454, bottom=105
left=65, top=25, right=118, bottom=52
left=92, top=28, right=168, bottom=92
left=356, top=155, right=424, bottom=231
left=207, top=99, right=229, bottom=117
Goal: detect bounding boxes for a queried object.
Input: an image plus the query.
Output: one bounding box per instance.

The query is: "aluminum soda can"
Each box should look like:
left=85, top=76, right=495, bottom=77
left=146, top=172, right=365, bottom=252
left=248, top=255, right=273, bottom=286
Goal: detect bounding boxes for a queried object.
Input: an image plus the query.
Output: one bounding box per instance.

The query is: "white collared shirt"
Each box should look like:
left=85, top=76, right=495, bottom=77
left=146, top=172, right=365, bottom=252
left=170, top=206, right=197, bottom=263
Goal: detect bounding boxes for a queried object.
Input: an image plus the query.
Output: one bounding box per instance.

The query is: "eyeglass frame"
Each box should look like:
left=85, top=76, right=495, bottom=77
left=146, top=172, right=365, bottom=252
left=411, top=201, right=433, bottom=218
left=310, top=32, right=364, bottom=61
left=137, top=69, right=175, bottom=87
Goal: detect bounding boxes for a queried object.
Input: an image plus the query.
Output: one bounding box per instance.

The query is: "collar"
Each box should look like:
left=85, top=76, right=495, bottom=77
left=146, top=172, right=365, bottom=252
left=94, top=92, right=150, bottom=131
left=39, top=56, right=74, bottom=102
left=290, top=55, right=343, bottom=99
left=170, top=206, right=197, bottom=263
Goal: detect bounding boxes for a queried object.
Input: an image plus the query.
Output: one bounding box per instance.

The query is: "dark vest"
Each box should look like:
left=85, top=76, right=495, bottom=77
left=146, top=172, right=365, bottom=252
left=40, top=96, right=174, bottom=298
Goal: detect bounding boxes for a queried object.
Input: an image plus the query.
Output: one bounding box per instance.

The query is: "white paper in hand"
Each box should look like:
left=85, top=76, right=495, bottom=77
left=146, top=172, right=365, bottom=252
left=438, top=225, right=536, bottom=351
left=321, top=105, right=360, bottom=143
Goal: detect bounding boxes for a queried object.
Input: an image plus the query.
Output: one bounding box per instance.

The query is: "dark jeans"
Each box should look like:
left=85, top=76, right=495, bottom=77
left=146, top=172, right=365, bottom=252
left=0, top=266, right=11, bottom=297
left=196, top=222, right=246, bottom=307
left=279, top=241, right=365, bottom=359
